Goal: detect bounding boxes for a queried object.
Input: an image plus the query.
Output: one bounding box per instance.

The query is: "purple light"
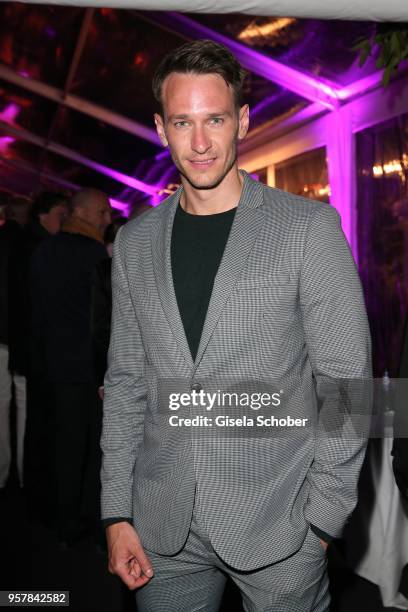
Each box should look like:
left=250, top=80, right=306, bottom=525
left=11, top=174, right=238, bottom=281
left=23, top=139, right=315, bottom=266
left=0, top=136, right=14, bottom=153
left=110, top=198, right=131, bottom=214
left=337, top=71, right=384, bottom=101
left=45, top=26, right=56, bottom=38
left=100, top=165, right=158, bottom=195
left=162, top=12, right=341, bottom=110
left=150, top=193, right=162, bottom=207
left=326, top=108, right=354, bottom=255
left=0, top=103, right=20, bottom=123
left=155, top=149, right=170, bottom=161
left=251, top=92, right=285, bottom=117
left=50, top=140, right=159, bottom=196
left=155, top=13, right=393, bottom=113
left=149, top=164, right=178, bottom=207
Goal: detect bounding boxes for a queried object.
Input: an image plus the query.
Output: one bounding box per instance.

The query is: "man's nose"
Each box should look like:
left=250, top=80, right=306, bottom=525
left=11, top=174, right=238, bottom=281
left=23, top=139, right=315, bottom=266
left=191, top=126, right=211, bottom=153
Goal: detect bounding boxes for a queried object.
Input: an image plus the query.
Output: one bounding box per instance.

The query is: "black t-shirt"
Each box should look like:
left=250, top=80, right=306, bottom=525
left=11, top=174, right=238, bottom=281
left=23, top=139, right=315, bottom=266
left=171, top=201, right=237, bottom=362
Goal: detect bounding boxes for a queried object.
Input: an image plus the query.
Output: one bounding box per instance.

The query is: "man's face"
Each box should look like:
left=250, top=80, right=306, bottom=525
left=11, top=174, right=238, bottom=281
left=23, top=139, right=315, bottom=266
left=40, top=203, right=68, bottom=235
left=83, top=197, right=112, bottom=237
left=154, top=73, right=249, bottom=190
left=9, top=203, right=30, bottom=227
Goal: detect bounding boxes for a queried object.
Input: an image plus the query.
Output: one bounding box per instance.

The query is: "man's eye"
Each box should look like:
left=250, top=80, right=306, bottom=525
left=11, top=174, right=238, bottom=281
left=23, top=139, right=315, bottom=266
left=174, top=121, right=189, bottom=128
left=210, top=118, right=223, bottom=125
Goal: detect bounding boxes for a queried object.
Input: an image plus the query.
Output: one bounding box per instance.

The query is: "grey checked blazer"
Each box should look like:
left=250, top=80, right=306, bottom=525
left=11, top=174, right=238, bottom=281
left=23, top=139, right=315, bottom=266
left=100, top=170, right=371, bottom=571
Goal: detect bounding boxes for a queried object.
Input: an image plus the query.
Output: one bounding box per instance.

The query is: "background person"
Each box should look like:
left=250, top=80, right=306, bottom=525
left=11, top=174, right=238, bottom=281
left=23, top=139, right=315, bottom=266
left=30, top=188, right=111, bottom=546
left=8, top=191, right=69, bottom=493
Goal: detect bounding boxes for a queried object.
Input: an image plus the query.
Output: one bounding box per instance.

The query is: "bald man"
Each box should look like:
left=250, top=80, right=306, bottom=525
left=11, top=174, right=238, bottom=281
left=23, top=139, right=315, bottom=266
left=70, top=188, right=112, bottom=240
left=29, top=188, right=111, bottom=546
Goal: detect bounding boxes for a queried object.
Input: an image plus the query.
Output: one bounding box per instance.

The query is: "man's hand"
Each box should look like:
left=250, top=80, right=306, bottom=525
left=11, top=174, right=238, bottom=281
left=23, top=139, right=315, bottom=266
left=106, top=521, right=154, bottom=590
left=98, top=386, right=104, bottom=401
left=319, top=539, right=329, bottom=552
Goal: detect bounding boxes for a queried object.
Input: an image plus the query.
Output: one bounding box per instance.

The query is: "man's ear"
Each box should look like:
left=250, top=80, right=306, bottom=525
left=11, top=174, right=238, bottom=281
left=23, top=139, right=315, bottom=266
left=237, top=104, right=250, bottom=140
left=71, top=206, right=86, bottom=223
left=154, top=113, right=168, bottom=147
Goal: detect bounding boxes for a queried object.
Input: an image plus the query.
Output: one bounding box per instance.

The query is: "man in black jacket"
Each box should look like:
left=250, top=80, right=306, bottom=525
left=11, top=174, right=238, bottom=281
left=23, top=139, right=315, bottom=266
left=8, top=192, right=68, bottom=498
left=30, top=188, right=111, bottom=544
left=9, top=192, right=68, bottom=377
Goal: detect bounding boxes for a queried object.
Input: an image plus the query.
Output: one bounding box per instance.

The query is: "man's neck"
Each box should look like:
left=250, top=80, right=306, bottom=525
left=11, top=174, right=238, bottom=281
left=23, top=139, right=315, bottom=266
left=62, top=214, right=103, bottom=243
left=180, top=165, right=243, bottom=215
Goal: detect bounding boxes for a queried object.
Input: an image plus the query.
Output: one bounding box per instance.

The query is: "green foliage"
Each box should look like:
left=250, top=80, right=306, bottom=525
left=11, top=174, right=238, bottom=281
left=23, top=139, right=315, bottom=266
left=353, top=24, right=408, bottom=87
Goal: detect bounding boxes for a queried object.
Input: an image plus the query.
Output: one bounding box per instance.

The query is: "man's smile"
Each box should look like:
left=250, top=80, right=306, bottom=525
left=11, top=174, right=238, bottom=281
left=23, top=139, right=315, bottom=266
left=188, top=158, right=217, bottom=168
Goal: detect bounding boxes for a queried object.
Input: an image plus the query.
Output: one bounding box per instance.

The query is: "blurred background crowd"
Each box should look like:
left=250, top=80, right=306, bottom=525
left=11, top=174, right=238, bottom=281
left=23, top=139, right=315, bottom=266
left=0, top=186, right=147, bottom=551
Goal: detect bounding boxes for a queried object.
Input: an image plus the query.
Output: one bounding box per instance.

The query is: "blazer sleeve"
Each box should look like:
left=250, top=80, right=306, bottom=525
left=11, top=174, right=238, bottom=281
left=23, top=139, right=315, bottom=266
left=299, top=204, right=372, bottom=539
left=100, top=226, right=147, bottom=521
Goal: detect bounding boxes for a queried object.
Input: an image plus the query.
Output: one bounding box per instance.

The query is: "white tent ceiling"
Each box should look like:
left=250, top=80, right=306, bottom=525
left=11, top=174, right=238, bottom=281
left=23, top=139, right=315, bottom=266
left=16, top=0, right=408, bottom=21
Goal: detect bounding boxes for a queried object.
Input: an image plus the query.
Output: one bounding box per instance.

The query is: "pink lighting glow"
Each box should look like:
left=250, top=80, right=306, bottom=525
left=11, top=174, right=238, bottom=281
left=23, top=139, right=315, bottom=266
left=0, top=102, right=20, bottom=123
left=337, top=71, right=384, bottom=102
left=155, top=149, right=170, bottom=161
left=160, top=12, right=342, bottom=109
left=151, top=12, right=403, bottom=116
left=0, top=136, right=14, bottom=153
left=49, top=141, right=159, bottom=196
left=2, top=12, right=404, bottom=250
left=326, top=107, right=354, bottom=256
left=110, top=198, right=131, bottom=214
left=95, top=164, right=158, bottom=195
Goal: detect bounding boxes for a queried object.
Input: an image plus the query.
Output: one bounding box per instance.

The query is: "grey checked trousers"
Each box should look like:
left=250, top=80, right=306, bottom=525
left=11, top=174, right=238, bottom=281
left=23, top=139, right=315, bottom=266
left=135, top=495, right=330, bottom=612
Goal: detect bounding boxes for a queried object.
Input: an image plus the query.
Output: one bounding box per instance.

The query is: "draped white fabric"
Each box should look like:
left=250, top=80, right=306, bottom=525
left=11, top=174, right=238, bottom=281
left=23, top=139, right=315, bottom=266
left=18, top=0, right=408, bottom=21
left=346, top=413, right=408, bottom=609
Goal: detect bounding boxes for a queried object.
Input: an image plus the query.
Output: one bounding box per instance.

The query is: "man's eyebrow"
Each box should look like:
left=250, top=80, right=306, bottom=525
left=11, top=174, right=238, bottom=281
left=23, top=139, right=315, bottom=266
left=167, top=111, right=232, bottom=121
left=168, top=114, right=189, bottom=120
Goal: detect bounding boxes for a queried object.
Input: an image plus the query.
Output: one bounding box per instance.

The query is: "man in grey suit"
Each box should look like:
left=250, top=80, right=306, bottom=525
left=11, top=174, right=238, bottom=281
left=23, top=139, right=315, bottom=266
left=101, top=40, right=371, bottom=611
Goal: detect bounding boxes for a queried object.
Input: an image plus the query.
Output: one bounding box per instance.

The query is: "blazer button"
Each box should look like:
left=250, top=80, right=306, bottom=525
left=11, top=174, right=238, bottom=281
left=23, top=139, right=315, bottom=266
left=190, top=382, right=203, bottom=392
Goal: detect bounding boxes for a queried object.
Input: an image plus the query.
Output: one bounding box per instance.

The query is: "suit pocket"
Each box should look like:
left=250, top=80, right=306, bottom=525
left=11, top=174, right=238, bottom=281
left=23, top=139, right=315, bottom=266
left=305, top=524, right=327, bottom=556
left=235, top=272, right=290, bottom=290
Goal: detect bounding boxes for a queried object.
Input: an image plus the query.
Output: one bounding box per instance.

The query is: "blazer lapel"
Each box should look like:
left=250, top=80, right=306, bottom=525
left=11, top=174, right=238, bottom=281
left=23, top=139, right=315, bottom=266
left=151, top=186, right=195, bottom=371
left=193, top=170, right=265, bottom=370
left=151, top=170, right=265, bottom=373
